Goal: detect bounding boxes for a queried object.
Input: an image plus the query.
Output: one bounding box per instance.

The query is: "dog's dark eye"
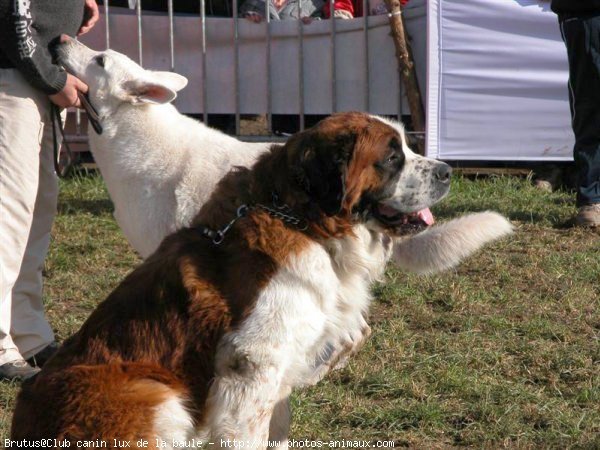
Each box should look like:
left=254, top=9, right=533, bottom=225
left=387, top=154, right=399, bottom=164
left=95, top=55, right=105, bottom=68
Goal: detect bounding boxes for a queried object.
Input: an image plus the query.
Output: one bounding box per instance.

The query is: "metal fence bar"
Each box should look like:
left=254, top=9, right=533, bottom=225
left=266, top=10, right=272, bottom=134
left=104, top=0, right=110, bottom=49
left=298, top=5, right=305, bottom=131
left=73, top=5, right=404, bottom=143
left=64, top=6, right=416, bottom=172
left=168, top=0, right=174, bottom=71
left=200, top=0, right=208, bottom=124
left=363, top=0, right=370, bottom=111
left=136, top=0, right=143, bottom=66
left=329, top=0, right=337, bottom=113
left=233, top=1, right=240, bottom=135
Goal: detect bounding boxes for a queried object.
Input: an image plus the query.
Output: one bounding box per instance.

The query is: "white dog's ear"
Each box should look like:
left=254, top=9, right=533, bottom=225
left=121, top=72, right=187, bottom=105
left=150, top=71, right=188, bottom=92
left=122, top=80, right=177, bottom=105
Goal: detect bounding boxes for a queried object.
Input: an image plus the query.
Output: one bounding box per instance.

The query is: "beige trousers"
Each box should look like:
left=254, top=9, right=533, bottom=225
left=0, top=69, right=61, bottom=365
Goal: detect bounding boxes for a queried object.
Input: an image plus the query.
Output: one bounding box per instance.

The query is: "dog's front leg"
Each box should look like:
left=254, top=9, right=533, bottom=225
left=204, top=366, right=283, bottom=449
left=268, top=396, right=291, bottom=449
left=204, top=281, right=329, bottom=448
left=392, top=211, right=513, bottom=274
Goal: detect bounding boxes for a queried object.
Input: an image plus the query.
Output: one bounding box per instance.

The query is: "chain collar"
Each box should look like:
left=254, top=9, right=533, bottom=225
left=199, top=193, right=307, bottom=245
left=255, top=192, right=308, bottom=231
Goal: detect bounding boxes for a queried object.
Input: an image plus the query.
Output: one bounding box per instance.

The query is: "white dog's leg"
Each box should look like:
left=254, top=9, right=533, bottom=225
left=268, top=397, right=291, bottom=449
left=392, top=211, right=513, bottom=274
left=205, top=371, right=280, bottom=449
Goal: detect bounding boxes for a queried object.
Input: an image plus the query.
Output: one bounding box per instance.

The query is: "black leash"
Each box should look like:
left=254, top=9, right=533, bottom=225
left=51, top=102, right=74, bottom=178
left=79, top=92, right=103, bottom=135
left=50, top=93, right=103, bottom=177
left=199, top=194, right=308, bottom=245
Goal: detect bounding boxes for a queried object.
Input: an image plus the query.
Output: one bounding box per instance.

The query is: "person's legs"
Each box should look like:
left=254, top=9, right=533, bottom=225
left=559, top=14, right=600, bottom=224
left=0, top=69, right=55, bottom=376
left=11, top=106, right=59, bottom=361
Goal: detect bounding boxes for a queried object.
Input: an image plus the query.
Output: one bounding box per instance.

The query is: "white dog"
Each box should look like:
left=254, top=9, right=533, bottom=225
left=58, top=37, right=268, bottom=258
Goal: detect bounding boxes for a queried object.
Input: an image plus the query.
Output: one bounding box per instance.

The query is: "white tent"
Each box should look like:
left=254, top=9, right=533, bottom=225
left=426, top=0, right=573, bottom=161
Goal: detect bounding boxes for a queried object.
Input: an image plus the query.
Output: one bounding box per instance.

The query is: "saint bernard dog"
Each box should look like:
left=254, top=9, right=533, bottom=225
left=11, top=113, right=512, bottom=447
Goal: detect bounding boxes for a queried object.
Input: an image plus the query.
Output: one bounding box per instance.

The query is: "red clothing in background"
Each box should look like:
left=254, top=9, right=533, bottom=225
left=323, top=0, right=409, bottom=19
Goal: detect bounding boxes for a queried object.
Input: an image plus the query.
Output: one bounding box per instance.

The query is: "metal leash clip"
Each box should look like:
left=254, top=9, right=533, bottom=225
left=211, top=204, right=250, bottom=245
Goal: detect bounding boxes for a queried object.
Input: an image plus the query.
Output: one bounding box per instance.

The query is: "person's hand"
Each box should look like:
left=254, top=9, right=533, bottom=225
left=49, top=73, right=88, bottom=109
left=78, top=0, right=100, bottom=36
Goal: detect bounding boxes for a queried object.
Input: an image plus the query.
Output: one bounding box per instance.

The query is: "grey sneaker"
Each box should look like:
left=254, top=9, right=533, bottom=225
left=575, top=204, right=600, bottom=228
left=0, top=359, right=40, bottom=381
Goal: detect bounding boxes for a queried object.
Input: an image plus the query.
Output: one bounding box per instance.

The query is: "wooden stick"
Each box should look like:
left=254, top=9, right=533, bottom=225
left=384, top=0, right=426, bottom=155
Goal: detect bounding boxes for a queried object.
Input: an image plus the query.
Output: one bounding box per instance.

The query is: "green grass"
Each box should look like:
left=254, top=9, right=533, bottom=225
left=1, top=173, right=599, bottom=448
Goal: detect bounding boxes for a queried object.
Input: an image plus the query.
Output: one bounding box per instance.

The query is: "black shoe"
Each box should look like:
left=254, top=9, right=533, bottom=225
left=26, top=342, right=59, bottom=368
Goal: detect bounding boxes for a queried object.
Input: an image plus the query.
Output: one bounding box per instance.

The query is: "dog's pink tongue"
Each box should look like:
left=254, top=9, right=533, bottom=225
left=417, top=208, right=435, bottom=226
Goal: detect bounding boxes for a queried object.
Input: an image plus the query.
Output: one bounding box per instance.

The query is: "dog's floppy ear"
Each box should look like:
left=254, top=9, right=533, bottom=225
left=292, top=131, right=355, bottom=216
left=122, top=72, right=188, bottom=105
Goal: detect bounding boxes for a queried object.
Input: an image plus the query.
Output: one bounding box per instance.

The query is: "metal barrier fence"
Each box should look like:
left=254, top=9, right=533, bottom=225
left=67, top=0, right=426, bottom=148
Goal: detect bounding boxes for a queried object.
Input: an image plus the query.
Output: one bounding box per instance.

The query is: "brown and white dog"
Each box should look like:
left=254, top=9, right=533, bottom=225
left=11, top=113, right=511, bottom=446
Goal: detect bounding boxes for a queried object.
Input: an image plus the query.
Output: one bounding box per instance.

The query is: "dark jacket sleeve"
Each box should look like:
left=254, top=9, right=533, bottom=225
left=0, top=0, right=67, bottom=94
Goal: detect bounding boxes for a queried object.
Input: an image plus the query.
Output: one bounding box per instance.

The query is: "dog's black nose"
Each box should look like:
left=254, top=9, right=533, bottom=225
left=434, top=163, right=452, bottom=183
left=49, top=35, right=72, bottom=61
left=50, top=34, right=75, bottom=64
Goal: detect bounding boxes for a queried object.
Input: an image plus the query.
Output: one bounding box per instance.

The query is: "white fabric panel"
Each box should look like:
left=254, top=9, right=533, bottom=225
left=80, top=9, right=427, bottom=116
left=427, top=0, right=574, bottom=161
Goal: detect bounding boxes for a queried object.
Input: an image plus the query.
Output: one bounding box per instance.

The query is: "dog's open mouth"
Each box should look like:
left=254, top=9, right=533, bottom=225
left=373, top=203, right=434, bottom=234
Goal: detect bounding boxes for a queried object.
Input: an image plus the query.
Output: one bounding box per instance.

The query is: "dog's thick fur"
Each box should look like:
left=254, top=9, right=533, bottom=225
left=11, top=113, right=512, bottom=446
left=48, top=42, right=513, bottom=446
left=53, top=38, right=511, bottom=276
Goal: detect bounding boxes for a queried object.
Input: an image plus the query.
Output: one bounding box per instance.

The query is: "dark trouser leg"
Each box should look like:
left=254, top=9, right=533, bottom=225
left=559, top=14, right=600, bottom=206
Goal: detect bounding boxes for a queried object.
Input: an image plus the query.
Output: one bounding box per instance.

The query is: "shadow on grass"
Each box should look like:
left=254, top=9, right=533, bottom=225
left=58, top=199, right=114, bottom=216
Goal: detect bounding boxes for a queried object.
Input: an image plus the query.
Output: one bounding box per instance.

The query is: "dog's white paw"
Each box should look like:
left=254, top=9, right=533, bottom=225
left=331, top=322, right=372, bottom=372
left=392, top=211, right=513, bottom=275
left=305, top=320, right=372, bottom=385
